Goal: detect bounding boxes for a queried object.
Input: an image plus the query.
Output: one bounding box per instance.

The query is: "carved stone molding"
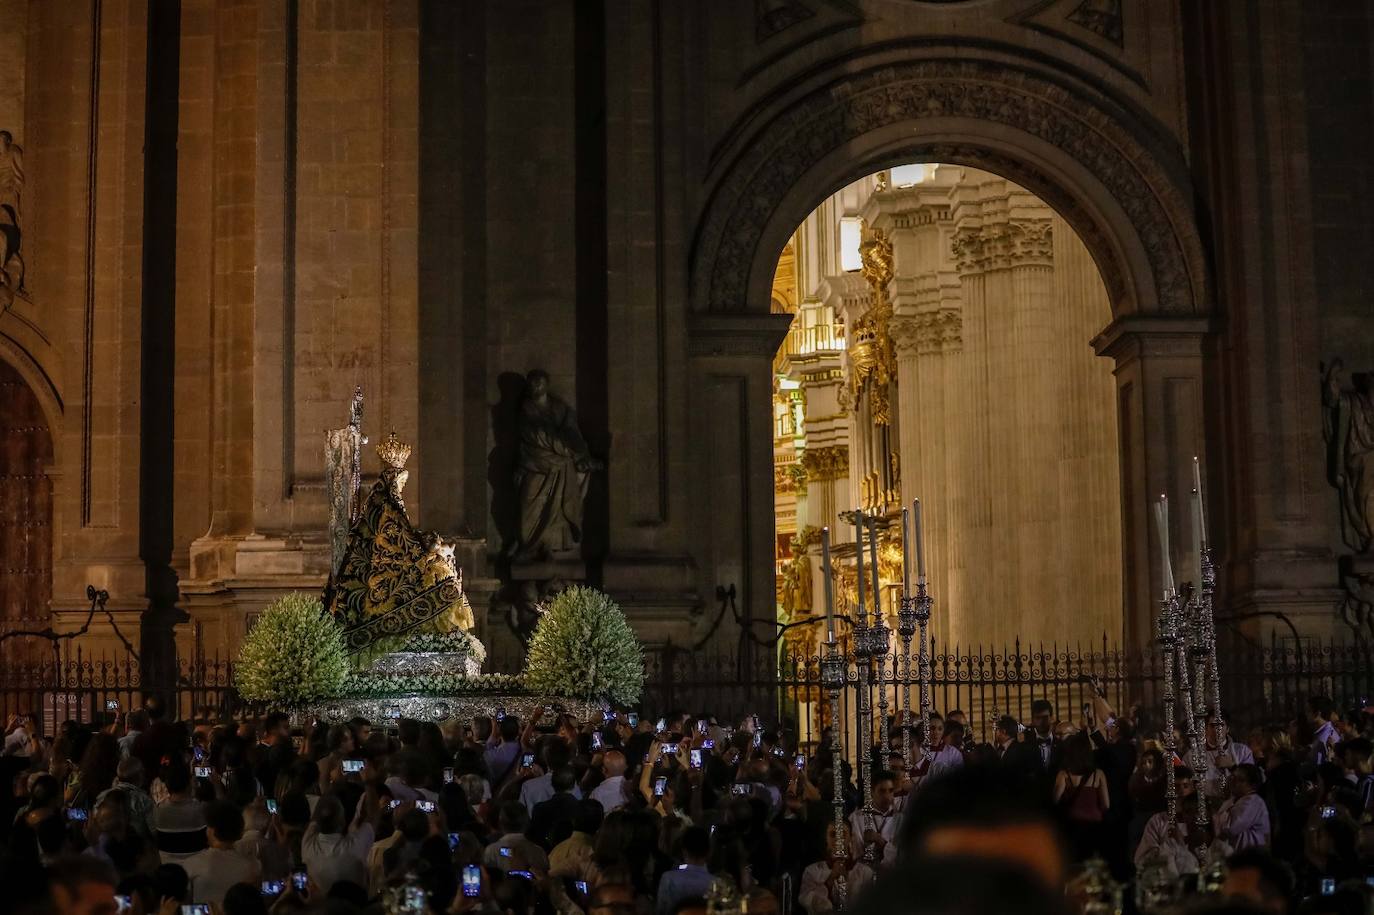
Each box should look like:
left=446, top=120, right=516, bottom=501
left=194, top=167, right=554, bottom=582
left=693, top=56, right=1208, bottom=320
left=950, top=219, right=1054, bottom=273
left=688, top=313, right=794, bottom=357
left=891, top=309, right=962, bottom=357
left=799, top=444, right=849, bottom=481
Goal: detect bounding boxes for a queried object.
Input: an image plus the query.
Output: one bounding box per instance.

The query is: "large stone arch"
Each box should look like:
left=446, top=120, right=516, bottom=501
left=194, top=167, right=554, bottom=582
left=687, top=52, right=1215, bottom=648
left=691, top=55, right=1210, bottom=321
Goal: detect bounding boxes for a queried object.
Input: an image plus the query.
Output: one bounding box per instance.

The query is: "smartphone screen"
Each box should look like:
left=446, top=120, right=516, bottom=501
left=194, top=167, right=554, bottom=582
left=342, top=759, right=364, bottom=773
left=266, top=798, right=278, bottom=815
left=448, top=832, right=461, bottom=850
left=261, top=880, right=285, bottom=896
left=1321, top=878, right=1336, bottom=896
left=462, top=865, right=481, bottom=898
left=443, top=767, right=454, bottom=784
left=655, top=718, right=666, bottom=732
left=193, top=746, right=206, bottom=762
left=292, top=871, right=309, bottom=893
left=105, top=699, right=119, bottom=711
left=499, top=847, right=512, bottom=858
left=522, top=753, right=535, bottom=768
left=591, top=732, right=603, bottom=750
left=115, top=895, right=132, bottom=914
left=416, top=800, right=435, bottom=813
left=690, top=749, right=702, bottom=769
left=627, top=713, right=639, bottom=727
left=654, top=776, right=667, bottom=796
left=795, top=754, right=806, bottom=770
left=65, top=807, right=88, bottom=822
left=575, top=880, right=589, bottom=895
left=194, top=766, right=212, bottom=779
left=702, top=738, right=715, bottom=749
left=388, top=799, right=403, bottom=810
left=698, top=720, right=708, bottom=735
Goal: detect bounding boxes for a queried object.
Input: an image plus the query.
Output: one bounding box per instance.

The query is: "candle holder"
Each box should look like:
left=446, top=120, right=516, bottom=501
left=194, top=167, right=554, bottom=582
left=868, top=621, right=892, bottom=757
left=820, top=642, right=849, bottom=910
left=1157, top=591, right=1184, bottom=841
left=896, top=595, right=918, bottom=769
left=914, top=578, right=934, bottom=757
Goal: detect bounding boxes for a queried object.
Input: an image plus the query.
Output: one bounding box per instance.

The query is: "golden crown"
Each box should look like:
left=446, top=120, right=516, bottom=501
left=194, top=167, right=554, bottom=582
left=377, top=430, right=411, bottom=470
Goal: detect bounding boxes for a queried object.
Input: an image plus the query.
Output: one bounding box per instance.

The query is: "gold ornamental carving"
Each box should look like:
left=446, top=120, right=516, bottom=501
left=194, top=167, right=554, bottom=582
left=848, top=225, right=899, bottom=424
left=799, top=445, right=849, bottom=482
left=774, top=461, right=807, bottom=494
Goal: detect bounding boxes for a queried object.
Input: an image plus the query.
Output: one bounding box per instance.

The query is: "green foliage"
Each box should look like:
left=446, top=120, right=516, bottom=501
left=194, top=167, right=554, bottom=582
left=234, top=593, right=350, bottom=703
left=522, top=586, right=644, bottom=706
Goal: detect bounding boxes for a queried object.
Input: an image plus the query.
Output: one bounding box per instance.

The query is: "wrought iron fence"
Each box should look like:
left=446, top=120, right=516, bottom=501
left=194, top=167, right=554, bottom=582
left=0, top=641, right=235, bottom=738
left=2, top=631, right=1370, bottom=742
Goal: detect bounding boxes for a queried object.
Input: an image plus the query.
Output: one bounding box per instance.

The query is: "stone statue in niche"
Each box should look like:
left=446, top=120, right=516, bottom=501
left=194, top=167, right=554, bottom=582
left=506, top=369, right=603, bottom=561
left=1323, top=359, right=1374, bottom=554
left=0, top=130, right=25, bottom=305
left=1322, top=359, right=1374, bottom=634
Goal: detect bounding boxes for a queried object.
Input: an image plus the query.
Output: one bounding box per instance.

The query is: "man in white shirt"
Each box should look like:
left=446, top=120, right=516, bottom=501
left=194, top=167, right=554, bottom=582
left=848, top=770, right=902, bottom=866
left=519, top=741, right=580, bottom=814
left=301, top=790, right=378, bottom=894
left=118, top=709, right=148, bottom=760
left=181, top=801, right=262, bottom=906
left=800, top=823, right=875, bottom=913
left=1196, top=714, right=1254, bottom=801
left=1214, top=764, right=1271, bottom=851
left=929, top=722, right=966, bottom=778
left=589, top=750, right=628, bottom=814
left=1308, top=697, right=1339, bottom=764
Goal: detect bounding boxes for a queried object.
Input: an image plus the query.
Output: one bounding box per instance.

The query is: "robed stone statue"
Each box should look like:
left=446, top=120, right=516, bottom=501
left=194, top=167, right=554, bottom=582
left=508, top=370, right=603, bottom=561
left=1324, top=359, right=1374, bottom=554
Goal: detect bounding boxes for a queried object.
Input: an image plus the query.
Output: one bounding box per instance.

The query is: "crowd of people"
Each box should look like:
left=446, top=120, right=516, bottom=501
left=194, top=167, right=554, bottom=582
left=1, top=687, right=1372, bottom=915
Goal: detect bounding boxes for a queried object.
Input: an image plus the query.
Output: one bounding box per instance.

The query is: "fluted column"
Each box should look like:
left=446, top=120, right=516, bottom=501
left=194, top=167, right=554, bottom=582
left=1053, top=215, right=1122, bottom=639
left=949, top=230, right=993, bottom=650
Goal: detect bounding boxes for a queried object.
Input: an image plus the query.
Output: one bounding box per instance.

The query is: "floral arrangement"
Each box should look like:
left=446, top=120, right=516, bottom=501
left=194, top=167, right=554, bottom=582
left=339, top=669, right=522, bottom=699
left=235, top=593, right=350, bottom=703
left=352, top=626, right=489, bottom=668
left=522, top=585, right=645, bottom=706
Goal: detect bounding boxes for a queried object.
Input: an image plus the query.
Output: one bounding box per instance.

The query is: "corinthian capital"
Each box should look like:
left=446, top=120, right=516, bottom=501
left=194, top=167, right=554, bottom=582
left=951, top=218, right=1054, bottom=273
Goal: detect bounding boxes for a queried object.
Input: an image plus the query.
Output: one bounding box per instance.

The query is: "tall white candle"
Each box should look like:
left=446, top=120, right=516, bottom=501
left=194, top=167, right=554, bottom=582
left=1190, top=487, right=1203, bottom=587
left=1192, top=456, right=1207, bottom=549
left=822, top=526, right=836, bottom=643
left=1153, top=494, right=1175, bottom=596
left=854, top=510, right=868, bottom=625
left=901, top=507, right=911, bottom=598
left=913, top=498, right=927, bottom=582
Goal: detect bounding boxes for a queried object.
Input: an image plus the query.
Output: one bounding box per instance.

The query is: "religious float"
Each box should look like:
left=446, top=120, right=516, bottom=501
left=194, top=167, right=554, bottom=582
left=232, top=389, right=643, bottom=725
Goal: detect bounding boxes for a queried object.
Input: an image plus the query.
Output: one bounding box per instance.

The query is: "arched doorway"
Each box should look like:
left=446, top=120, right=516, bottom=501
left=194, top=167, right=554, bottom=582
left=771, top=164, right=1123, bottom=654
left=690, top=53, right=1213, bottom=648
left=0, top=358, right=54, bottom=660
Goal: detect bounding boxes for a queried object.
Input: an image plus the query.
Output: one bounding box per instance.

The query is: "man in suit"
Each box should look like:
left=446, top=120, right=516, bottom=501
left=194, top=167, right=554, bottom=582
left=527, top=767, right=582, bottom=850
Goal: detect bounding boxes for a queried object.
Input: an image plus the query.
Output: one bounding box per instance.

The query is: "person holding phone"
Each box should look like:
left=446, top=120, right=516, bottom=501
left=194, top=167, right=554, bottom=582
left=480, top=800, right=549, bottom=873
left=519, top=741, right=581, bottom=815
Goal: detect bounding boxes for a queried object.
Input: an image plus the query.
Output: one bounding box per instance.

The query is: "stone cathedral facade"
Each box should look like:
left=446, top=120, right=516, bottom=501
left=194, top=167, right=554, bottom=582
left=0, top=1, right=1371, bottom=667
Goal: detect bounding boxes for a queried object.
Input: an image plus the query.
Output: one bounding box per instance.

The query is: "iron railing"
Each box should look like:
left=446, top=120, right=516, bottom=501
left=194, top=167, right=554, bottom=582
left=2, top=632, right=1370, bottom=743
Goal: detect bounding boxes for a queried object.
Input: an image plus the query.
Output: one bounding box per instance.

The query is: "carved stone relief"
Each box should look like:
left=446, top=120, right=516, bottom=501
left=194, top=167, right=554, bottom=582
left=694, top=58, right=1207, bottom=321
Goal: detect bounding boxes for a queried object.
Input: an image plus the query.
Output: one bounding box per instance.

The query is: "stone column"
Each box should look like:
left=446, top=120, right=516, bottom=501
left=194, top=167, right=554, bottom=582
left=1093, top=317, right=1211, bottom=648
left=949, top=228, right=993, bottom=650
left=1052, top=215, right=1122, bottom=642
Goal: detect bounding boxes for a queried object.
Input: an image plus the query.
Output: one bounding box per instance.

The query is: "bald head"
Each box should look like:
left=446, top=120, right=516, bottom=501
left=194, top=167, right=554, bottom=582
left=602, top=750, right=627, bottom=777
